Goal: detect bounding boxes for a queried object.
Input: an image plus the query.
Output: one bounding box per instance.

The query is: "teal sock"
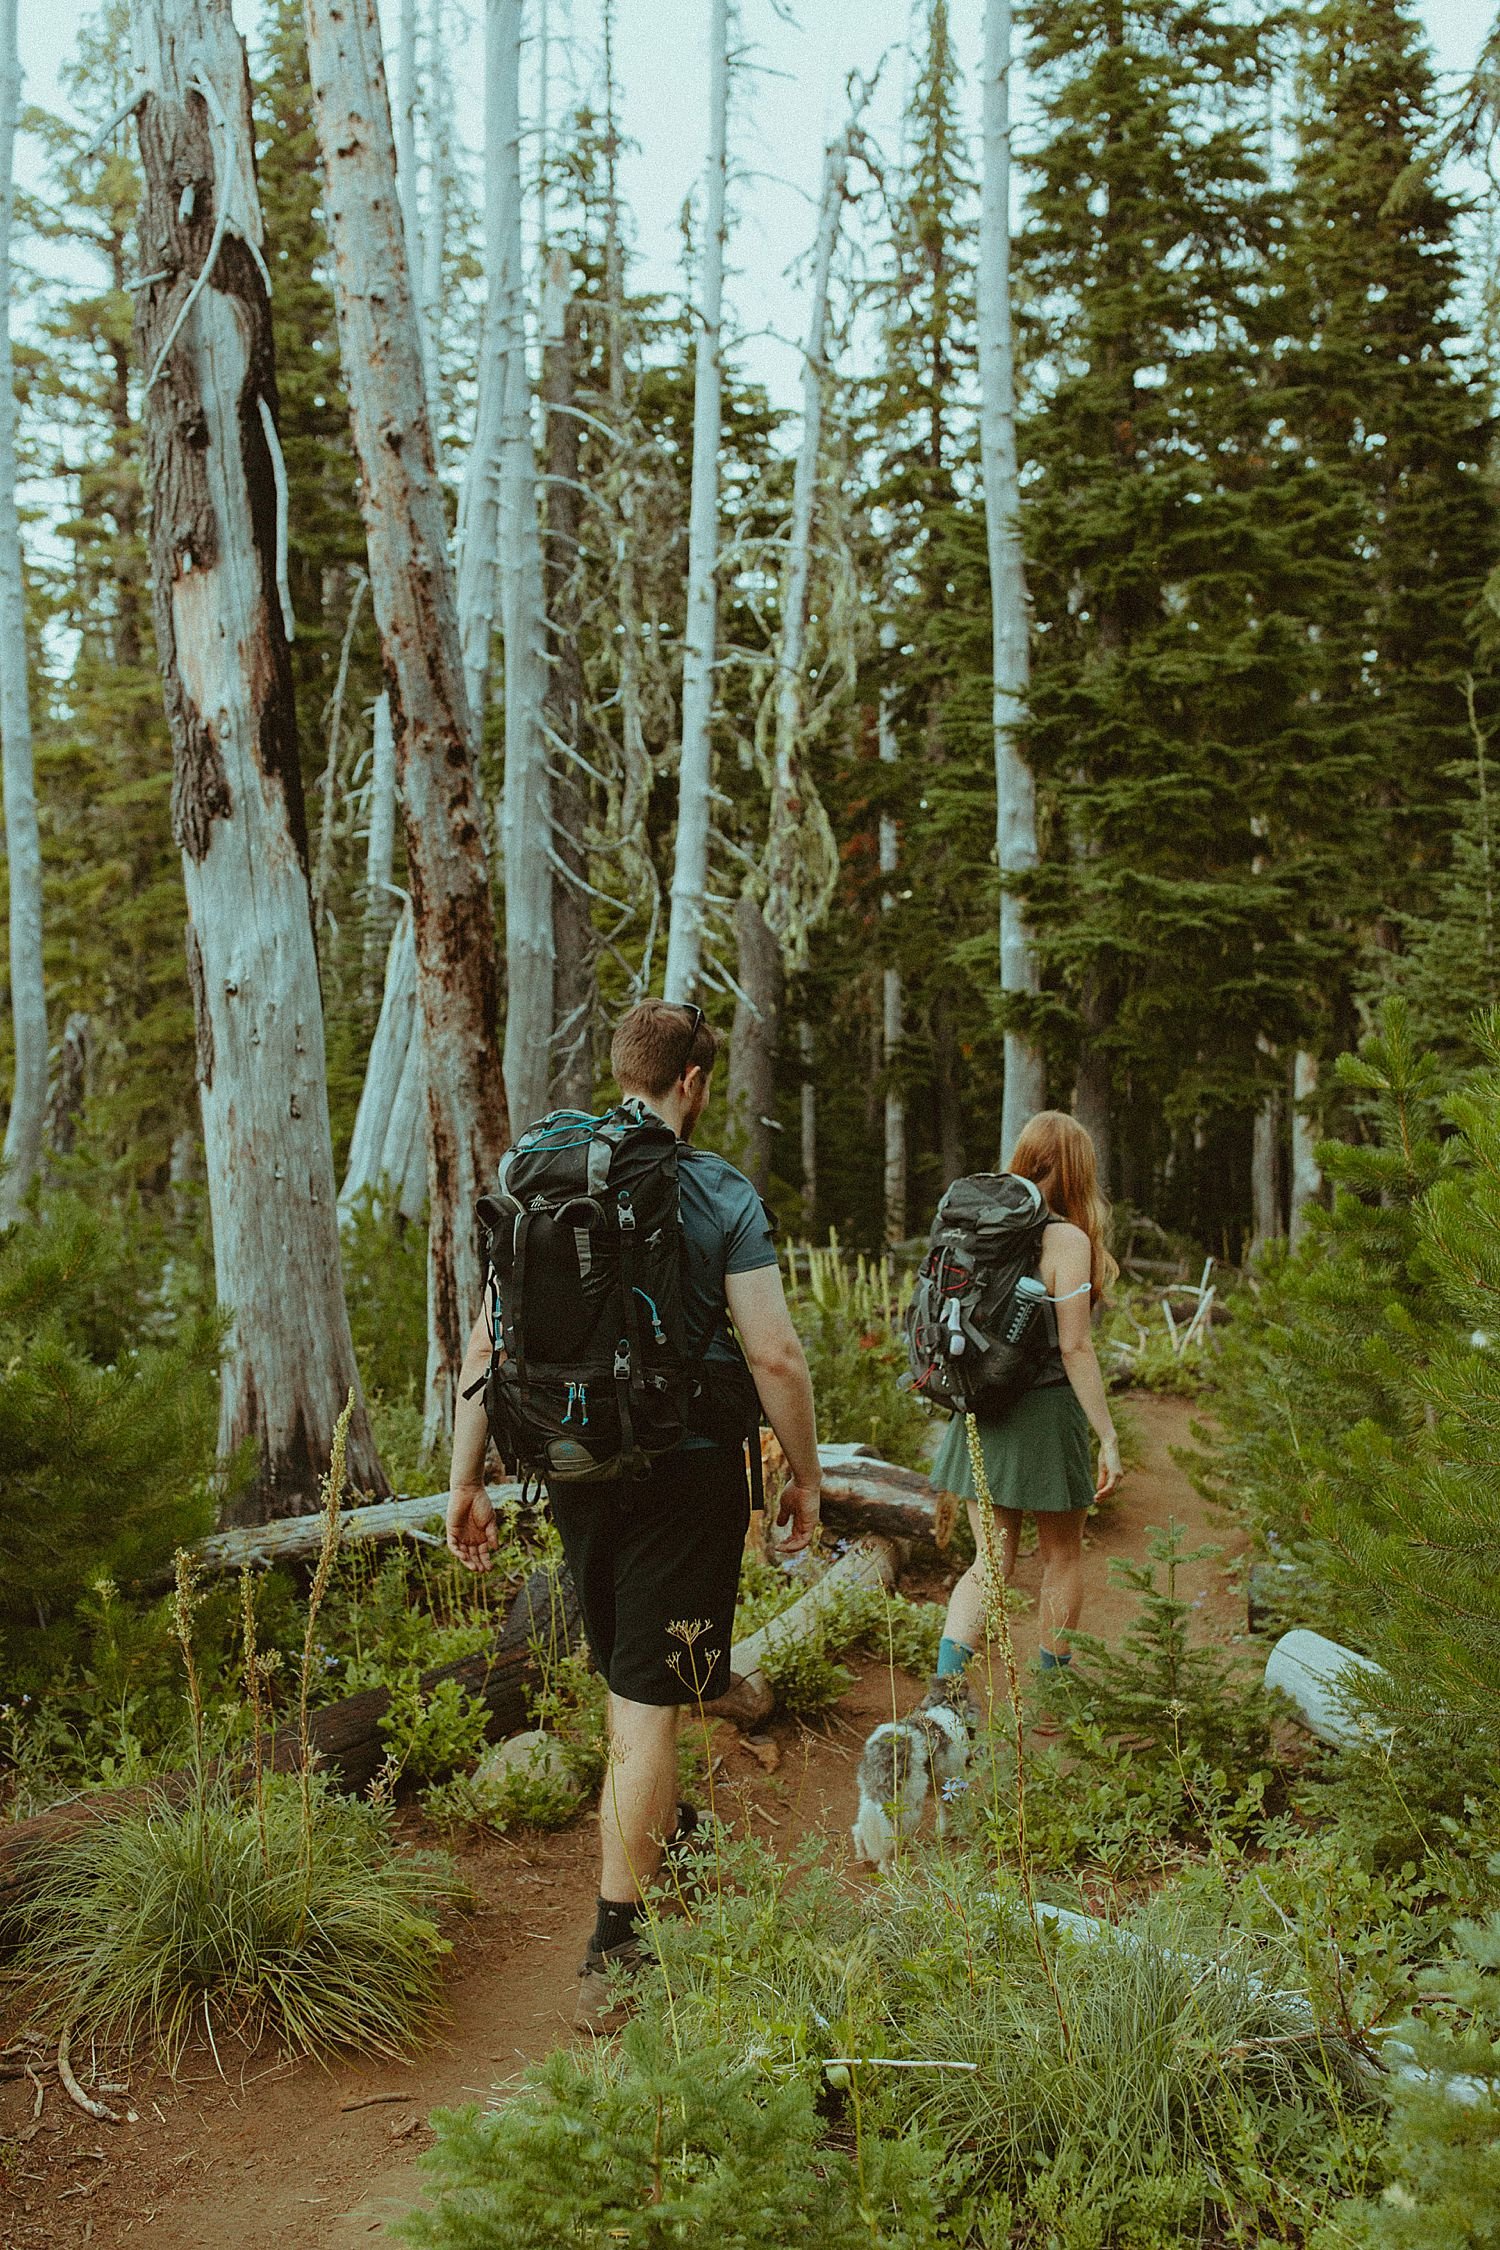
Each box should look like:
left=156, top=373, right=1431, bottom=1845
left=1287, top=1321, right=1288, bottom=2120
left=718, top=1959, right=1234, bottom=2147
left=936, top=1636, right=974, bottom=1679
left=1038, top=1647, right=1072, bottom=1672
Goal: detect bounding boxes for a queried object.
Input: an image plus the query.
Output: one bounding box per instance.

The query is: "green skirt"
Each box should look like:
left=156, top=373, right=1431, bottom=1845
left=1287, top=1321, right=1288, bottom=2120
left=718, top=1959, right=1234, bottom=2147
left=929, top=1383, right=1094, bottom=1516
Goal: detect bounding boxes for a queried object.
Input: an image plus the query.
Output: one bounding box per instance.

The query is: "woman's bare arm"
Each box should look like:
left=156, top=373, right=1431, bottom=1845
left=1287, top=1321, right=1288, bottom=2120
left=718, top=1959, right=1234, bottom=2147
left=1043, top=1224, right=1122, bottom=1498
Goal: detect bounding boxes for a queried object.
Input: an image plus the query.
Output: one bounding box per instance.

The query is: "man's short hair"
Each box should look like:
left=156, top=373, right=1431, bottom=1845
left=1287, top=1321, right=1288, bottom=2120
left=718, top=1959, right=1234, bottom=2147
left=610, top=998, right=721, bottom=1099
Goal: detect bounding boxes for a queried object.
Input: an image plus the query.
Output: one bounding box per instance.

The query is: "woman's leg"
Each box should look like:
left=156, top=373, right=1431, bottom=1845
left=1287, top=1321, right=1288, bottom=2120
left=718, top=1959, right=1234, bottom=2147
left=941, top=1503, right=1024, bottom=1653
left=1033, top=1507, right=1089, bottom=1658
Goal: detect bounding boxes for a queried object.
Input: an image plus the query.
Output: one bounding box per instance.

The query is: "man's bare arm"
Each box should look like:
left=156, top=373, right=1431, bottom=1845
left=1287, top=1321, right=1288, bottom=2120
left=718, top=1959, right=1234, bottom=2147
left=725, top=1263, right=821, bottom=1551
left=446, top=1309, right=500, bottom=1572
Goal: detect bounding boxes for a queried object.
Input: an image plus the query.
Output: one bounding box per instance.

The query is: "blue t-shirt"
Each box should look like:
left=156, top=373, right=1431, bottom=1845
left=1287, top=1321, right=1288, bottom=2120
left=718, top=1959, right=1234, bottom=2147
left=676, top=1145, right=779, bottom=1364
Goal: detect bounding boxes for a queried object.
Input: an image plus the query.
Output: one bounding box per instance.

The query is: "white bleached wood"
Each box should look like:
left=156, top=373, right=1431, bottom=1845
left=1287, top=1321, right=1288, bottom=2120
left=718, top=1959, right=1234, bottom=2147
left=416, top=0, right=446, bottom=416
left=663, top=0, right=728, bottom=1004
left=0, top=0, right=46, bottom=1227
left=132, top=0, right=384, bottom=1517
left=304, top=0, right=509, bottom=1444
left=978, top=0, right=1045, bottom=1156
left=1290, top=1049, right=1321, bottom=1249
left=720, top=1535, right=899, bottom=1706
left=1264, top=1628, right=1392, bottom=1750
left=395, top=0, right=419, bottom=267
left=365, top=690, right=396, bottom=903
left=481, top=0, right=555, bottom=1136
left=762, top=90, right=867, bottom=962
left=340, top=906, right=424, bottom=1219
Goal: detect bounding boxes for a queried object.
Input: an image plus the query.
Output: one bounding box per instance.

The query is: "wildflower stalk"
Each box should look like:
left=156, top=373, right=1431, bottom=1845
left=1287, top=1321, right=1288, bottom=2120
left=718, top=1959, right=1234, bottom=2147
left=297, top=1393, right=354, bottom=1900
left=172, top=1548, right=206, bottom=1779
left=240, top=1565, right=272, bottom=1879
left=966, top=1413, right=1073, bottom=2059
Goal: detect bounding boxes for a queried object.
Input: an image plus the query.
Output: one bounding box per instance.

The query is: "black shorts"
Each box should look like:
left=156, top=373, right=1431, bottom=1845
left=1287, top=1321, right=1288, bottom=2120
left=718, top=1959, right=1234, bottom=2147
left=548, top=1445, right=751, bottom=1706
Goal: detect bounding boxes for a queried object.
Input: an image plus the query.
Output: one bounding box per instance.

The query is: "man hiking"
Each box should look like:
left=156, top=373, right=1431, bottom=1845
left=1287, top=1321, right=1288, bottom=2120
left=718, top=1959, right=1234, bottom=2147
left=445, top=998, right=821, bottom=2029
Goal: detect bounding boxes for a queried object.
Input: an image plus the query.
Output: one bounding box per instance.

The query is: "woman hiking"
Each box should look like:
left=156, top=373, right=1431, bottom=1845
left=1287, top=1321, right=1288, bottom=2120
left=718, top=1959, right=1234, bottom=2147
left=931, top=1110, right=1123, bottom=1683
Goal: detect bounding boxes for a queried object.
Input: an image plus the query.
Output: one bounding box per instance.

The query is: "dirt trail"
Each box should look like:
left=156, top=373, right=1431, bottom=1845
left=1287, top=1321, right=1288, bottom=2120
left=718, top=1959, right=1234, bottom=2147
left=0, top=1393, right=1246, bottom=2250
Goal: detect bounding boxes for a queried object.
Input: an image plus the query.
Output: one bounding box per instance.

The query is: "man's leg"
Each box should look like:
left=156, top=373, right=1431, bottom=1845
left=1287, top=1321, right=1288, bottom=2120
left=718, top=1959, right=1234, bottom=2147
left=598, top=1692, right=680, bottom=1904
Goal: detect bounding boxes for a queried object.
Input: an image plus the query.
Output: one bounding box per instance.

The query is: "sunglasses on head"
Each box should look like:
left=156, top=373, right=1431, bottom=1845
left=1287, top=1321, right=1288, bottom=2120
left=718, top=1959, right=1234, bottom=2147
left=676, top=1003, right=705, bottom=1075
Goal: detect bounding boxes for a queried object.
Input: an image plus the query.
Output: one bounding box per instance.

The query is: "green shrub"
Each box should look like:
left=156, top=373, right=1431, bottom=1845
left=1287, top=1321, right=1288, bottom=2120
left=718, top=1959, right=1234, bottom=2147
left=757, top=1632, right=853, bottom=1719
left=340, top=1190, right=429, bottom=1409
left=0, top=1194, right=220, bottom=1683
left=423, top=1761, right=579, bottom=1835
left=13, top=1768, right=457, bottom=2063
left=381, top=1675, right=493, bottom=1784
left=1317, top=1915, right=1500, bottom=2249
left=525, top=1639, right=610, bottom=1792
left=783, top=1237, right=931, bottom=1469
left=821, top=1579, right=945, bottom=1679
left=400, top=2016, right=940, bottom=2250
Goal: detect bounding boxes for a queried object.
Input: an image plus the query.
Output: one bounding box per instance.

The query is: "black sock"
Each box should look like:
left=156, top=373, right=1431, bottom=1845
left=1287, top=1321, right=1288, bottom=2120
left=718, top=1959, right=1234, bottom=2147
left=592, top=1896, right=643, bottom=1957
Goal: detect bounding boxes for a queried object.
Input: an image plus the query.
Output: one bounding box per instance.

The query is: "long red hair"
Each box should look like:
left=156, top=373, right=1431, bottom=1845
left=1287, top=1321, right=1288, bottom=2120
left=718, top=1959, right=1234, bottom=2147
left=1007, top=1110, right=1118, bottom=1307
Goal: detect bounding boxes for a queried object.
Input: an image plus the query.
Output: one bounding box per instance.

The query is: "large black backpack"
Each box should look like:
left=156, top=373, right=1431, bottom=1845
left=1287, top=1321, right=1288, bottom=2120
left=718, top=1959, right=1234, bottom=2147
left=473, top=1102, right=694, bottom=1483
left=903, top=1173, right=1056, bottom=1419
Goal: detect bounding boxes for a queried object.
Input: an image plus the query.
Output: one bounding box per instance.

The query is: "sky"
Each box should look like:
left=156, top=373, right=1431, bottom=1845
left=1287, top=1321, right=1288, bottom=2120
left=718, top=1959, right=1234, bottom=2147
left=12, top=0, right=1495, bottom=409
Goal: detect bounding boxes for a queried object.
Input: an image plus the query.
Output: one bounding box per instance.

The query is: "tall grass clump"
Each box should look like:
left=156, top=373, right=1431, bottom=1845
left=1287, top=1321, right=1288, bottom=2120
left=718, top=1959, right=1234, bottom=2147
left=13, top=1397, right=458, bottom=2064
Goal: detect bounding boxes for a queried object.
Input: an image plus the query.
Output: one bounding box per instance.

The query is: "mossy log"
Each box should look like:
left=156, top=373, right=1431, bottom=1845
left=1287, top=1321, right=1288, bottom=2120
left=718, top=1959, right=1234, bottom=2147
left=0, top=1565, right=580, bottom=1920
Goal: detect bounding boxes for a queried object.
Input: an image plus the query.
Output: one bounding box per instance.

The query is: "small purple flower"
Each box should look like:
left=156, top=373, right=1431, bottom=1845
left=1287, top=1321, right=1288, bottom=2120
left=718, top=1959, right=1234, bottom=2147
left=942, top=1776, right=969, bottom=1803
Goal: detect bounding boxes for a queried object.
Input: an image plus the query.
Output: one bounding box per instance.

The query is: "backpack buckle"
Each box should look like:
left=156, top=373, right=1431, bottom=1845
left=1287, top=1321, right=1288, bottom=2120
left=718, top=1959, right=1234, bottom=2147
left=613, top=1341, right=631, bottom=1382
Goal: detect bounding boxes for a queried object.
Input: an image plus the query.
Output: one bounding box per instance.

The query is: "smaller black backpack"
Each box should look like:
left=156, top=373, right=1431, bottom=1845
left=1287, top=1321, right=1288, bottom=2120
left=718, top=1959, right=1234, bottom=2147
left=472, top=1102, right=692, bottom=1483
left=903, top=1173, right=1056, bottom=1418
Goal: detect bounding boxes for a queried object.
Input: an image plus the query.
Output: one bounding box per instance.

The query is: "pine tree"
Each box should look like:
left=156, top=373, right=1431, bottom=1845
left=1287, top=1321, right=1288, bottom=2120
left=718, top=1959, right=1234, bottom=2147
left=1277, top=0, right=1499, bottom=1035
left=1016, top=0, right=1299, bottom=1225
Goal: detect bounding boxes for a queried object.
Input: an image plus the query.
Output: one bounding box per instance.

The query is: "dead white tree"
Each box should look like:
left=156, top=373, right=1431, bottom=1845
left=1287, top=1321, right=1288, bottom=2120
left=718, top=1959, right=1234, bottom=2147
left=340, top=904, right=426, bottom=1223
left=979, top=0, right=1045, bottom=1158
left=1289, top=1049, right=1321, bottom=1249
left=729, top=90, right=864, bottom=1192
left=491, top=0, right=554, bottom=1133
left=132, top=0, right=384, bottom=1518
left=662, top=0, right=728, bottom=1005
left=0, top=0, right=46, bottom=1228
left=304, top=0, right=509, bottom=1444
left=417, top=0, right=447, bottom=415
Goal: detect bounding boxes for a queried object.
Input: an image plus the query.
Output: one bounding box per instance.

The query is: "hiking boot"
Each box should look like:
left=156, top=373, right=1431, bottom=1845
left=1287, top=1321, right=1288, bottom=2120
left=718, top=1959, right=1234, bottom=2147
left=574, top=1936, right=649, bottom=2036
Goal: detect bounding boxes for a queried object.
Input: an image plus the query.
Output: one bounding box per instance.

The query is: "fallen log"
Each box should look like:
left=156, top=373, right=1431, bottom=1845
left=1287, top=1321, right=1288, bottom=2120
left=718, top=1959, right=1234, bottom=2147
left=0, top=1565, right=581, bottom=1919
left=1263, top=1628, right=1392, bottom=1751
left=703, top=1535, right=902, bottom=1725
left=190, top=1445, right=949, bottom=1576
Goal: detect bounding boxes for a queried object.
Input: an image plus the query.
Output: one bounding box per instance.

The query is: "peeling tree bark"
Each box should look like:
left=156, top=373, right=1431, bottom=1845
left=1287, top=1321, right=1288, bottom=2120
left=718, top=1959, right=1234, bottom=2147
left=304, top=0, right=509, bottom=1444
left=340, top=905, right=426, bottom=1223
left=979, top=0, right=1046, bottom=1159
left=132, top=0, right=384, bottom=1518
left=0, top=0, right=47, bottom=1229
left=663, top=0, right=727, bottom=1005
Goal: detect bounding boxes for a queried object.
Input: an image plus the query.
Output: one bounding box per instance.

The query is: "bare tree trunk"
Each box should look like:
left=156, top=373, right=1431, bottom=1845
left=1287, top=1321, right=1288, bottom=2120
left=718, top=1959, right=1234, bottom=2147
left=979, top=0, right=1045, bottom=1158
left=797, top=1016, right=816, bottom=1230
left=132, top=0, right=384, bottom=1518
left=46, top=1011, right=91, bottom=1163
left=878, top=674, right=906, bottom=1245
left=0, top=0, right=47, bottom=1228
left=1250, top=1081, right=1281, bottom=1253
left=304, top=0, right=509, bottom=1445
left=727, top=893, right=782, bottom=1199
left=416, top=0, right=446, bottom=417
left=340, top=905, right=422, bottom=1217
left=363, top=690, right=396, bottom=949
left=761, top=95, right=866, bottom=970
left=542, top=254, right=595, bottom=1111
left=1290, top=1048, right=1321, bottom=1250
left=662, top=0, right=727, bottom=1004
